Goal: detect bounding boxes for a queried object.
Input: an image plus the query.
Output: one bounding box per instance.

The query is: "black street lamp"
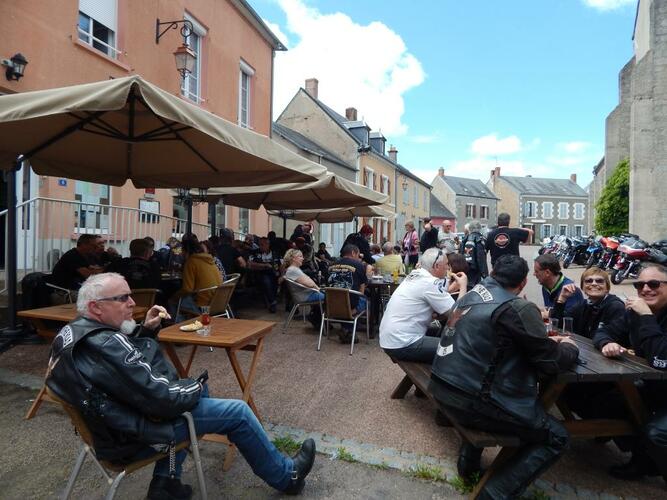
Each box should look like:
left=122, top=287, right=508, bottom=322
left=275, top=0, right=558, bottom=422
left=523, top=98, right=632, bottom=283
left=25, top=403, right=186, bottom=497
left=2, top=53, right=28, bottom=81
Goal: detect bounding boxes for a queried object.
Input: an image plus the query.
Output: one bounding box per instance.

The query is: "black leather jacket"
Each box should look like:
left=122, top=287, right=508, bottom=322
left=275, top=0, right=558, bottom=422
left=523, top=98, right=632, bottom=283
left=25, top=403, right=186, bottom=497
left=431, top=277, right=578, bottom=424
left=46, top=316, right=202, bottom=462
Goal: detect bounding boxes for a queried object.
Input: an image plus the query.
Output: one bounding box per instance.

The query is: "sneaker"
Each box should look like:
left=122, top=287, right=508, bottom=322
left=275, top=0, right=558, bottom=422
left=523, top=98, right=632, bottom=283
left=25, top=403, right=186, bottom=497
left=147, top=476, right=193, bottom=500
left=283, top=438, right=316, bottom=495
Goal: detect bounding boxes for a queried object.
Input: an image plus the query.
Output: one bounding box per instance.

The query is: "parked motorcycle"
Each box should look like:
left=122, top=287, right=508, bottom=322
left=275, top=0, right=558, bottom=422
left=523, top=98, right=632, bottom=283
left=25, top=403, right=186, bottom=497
left=611, top=238, right=667, bottom=284
left=585, top=236, right=604, bottom=269
left=562, top=235, right=590, bottom=268
left=598, top=233, right=639, bottom=271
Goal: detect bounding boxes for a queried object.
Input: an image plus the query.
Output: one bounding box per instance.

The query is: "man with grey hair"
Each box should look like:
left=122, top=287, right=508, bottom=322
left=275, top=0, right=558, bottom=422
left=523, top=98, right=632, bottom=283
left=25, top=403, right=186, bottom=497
left=46, top=273, right=316, bottom=499
left=459, top=220, right=488, bottom=286
left=379, top=248, right=467, bottom=363
left=375, top=242, right=405, bottom=276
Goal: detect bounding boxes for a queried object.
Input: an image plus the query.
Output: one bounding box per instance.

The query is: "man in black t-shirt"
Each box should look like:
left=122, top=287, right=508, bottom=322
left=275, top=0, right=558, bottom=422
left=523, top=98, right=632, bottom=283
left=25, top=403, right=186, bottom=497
left=248, top=237, right=281, bottom=312
left=217, top=228, right=246, bottom=275
left=486, top=213, right=533, bottom=267
left=419, top=217, right=439, bottom=252
left=50, top=234, right=103, bottom=292
left=107, top=238, right=161, bottom=290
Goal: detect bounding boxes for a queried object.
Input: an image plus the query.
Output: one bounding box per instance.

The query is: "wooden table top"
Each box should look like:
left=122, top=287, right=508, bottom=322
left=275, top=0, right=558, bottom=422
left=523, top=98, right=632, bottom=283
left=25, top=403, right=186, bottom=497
left=18, top=304, right=148, bottom=322
left=158, top=317, right=275, bottom=348
left=556, top=334, right=667, bottom=383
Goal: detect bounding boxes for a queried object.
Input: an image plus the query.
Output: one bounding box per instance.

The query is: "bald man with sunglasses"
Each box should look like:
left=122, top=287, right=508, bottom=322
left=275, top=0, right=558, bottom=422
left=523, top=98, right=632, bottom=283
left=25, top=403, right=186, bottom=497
left=46, top=273, right=316, bottom=499
left=592, top=264, right=667, bottom=482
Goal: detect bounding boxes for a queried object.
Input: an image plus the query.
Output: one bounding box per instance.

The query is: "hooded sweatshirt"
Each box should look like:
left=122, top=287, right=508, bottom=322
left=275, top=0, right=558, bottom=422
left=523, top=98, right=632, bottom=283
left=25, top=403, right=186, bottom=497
left=181, top=252, right=223, bottom=306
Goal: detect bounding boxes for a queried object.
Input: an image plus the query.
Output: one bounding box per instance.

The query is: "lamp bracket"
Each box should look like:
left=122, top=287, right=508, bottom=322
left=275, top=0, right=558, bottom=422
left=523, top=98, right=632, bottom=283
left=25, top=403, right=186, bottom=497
left=156, top=19, right=194, bottom=44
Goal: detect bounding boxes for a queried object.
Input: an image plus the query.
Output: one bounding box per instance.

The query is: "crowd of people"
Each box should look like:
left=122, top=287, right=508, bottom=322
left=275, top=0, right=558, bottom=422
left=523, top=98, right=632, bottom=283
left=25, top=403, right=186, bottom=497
left=39, top=211, right=667, bottom=498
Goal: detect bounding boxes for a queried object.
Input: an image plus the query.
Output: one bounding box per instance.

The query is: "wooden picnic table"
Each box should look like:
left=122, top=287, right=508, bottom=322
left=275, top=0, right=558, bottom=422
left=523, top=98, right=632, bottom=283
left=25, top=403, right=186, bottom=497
left=158, top=317, right=275, bottom=470
left=18, top=303, right=149, bottom=419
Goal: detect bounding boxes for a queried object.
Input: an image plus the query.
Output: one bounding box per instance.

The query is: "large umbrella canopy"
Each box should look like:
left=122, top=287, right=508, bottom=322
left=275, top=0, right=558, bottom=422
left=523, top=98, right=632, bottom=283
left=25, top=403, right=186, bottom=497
left=0, top=75, right=326, bottom=187
left=203, top=173, right=387, bottom=210
left=268, top=205, right=394, bottom=223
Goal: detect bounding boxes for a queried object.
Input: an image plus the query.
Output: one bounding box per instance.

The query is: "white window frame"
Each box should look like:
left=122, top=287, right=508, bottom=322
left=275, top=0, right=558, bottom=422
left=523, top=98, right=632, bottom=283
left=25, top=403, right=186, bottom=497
left=559, top=224, right=568, bottom=236
left=381, top=175, right=389, bottom=195
left=558, top=202, right=569, bottom=219
left=403, top=185, right=409, bottom=205
left=573, top=203, right=585, bottom=220
left=466, top=203, right=474, bottom=218
left=181, top=14, right=207, bottom=103
left=574, top=224, right=584, bottom=237
left=480, top=205, right=489, bottom=219
left=542, top=201, right=553, bottom=219
left=525, top=201, right=537, bottom=218
left=542, top=224, right=552, bottom=239
left=239, top=59, right=255, bottom=128
left=365, top=167, right=375, bottom=190
left=77, top=0, right=120, bottom=58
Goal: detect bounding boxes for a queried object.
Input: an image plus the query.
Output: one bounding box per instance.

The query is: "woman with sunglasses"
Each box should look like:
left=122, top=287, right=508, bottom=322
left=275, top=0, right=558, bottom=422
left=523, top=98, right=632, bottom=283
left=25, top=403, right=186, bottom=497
left=551, top=267, right=625, bottom=338
left=591, top=264, right=667, bottom=481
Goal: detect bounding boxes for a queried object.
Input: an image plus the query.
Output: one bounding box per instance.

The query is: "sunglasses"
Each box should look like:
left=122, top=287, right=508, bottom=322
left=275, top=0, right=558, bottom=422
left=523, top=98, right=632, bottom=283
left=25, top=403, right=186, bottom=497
left=583, top=277, right=606, bottom=285
left=632, top=280, right=667, bottom=291
left=96, top=293, right=132, bottom=303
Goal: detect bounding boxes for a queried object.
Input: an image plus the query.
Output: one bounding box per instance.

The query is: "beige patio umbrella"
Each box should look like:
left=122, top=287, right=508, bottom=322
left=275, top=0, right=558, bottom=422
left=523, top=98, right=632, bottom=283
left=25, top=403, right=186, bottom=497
left=205, top=173, right=388, bottom=210
left=0, top=75, right=326, bottom=187
left=267, top=205, right=394, bottom=223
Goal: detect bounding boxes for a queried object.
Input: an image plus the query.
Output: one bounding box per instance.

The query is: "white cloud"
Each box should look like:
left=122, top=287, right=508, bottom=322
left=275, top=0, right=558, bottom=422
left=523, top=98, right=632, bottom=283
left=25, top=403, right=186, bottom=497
left=271, top=0, right=425, bottom=136
left=560, top=141, right=590, bottom=153
left=470, top=133, right=522, bottom=156
left=582, top=0, right=635, bottom=11
left=408, top=133, right=442, bottom=144
left=262, top=18, right=290, bottom=48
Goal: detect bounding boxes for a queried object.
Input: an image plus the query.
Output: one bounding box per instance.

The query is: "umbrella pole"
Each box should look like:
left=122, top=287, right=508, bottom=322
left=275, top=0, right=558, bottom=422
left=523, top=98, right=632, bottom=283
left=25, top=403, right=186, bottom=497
left=282, top=215, right=287, bottom=239
left=0, top=161, right=24, bottom=352
left=186, top=198, right=193, bottom=235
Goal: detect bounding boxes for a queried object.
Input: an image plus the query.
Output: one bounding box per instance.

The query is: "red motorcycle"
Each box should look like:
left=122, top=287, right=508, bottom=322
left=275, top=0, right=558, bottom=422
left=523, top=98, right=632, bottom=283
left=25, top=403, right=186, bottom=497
left=597, top=236, right=621, bottom=270
left=611, top=239, right=649, bottom=284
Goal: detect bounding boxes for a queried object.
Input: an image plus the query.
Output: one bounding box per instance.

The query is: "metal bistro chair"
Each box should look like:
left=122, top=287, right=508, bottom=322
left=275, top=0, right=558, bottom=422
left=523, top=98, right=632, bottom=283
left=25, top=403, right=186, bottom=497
left=46, top=387, right=207, bottom=500
left=282, top=278, right=323, bottom=334
left=222, top=273, right=241, bottom=318
left=45, top=282, right=75, bottom=304
left=129, top=288, right=159, bottom=308
left=318, top=287, right=369, bottom=355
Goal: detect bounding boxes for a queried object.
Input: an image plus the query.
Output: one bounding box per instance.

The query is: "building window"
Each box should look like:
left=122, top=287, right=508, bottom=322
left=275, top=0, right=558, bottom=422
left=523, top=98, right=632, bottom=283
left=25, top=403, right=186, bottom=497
left=558, top=202, right=569, bottom=219
left=466, top=203, right=474, bottom=218
left=414, top=186, right=418, bottom=208
left=239, top=208, right=249, bottom=235
left=480, top=205, right=489, bottom=219
left=364, top=167, right=375, bottom=190
left=542, top=224, right=552, bottom=239
left=74, top=181, right=110, bottom=232
left=574, top=225, right=584, bottom=237
left=381, top=175, right=389, bottom=195
left=181, top=15, right=207, bottom=103
left=77, top=0, right=118, bottom=58
left=524, top=201, right=537, bottom=218
left=239, top=60, right=255, bottom=128
left=542, top=202, right=553, bottom=219
left=559, top=224, right=568, bottom=236
left=573, top=203, right=584, bottom=220
left=403, top=184, right=409, bottom=205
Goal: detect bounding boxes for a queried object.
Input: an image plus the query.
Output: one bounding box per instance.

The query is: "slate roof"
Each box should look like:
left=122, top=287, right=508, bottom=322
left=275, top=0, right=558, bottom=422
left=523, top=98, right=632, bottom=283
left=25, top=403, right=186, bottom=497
left=430, top=193, right=456, bottom=219
left=436, top=175, right=498, bottom=200
left=498, top=176, right=588, bottom=197
left=272, top=122, right=355, bottom=171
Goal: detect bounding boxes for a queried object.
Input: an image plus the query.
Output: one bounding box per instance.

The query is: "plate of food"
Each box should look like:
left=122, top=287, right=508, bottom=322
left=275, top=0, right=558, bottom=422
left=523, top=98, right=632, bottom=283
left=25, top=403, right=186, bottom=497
left=180, top=320, right=203, bottom=332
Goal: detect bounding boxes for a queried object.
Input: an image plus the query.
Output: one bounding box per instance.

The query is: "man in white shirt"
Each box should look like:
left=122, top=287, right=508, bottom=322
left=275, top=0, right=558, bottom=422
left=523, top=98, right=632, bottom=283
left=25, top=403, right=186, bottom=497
left=380, top=247, right=467, bottom=363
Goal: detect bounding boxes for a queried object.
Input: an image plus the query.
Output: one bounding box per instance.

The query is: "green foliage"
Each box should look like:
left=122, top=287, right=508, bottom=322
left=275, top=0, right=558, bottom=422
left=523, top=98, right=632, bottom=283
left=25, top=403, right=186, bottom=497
left=335, top=447, right=357, bottom=463
left=595, top=159, right=629, bottom=235
left=369, top=461, right=390, bottom=470
left=408, top=463, right=446, bottom=482
left=448, top=472, right=481, bottom=494
left=271, top=436, right=302, bottom=455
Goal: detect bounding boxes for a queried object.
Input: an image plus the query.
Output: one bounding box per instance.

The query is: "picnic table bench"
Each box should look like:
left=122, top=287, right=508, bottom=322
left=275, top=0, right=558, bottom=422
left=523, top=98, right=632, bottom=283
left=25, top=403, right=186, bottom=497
left=390, top=334, right=667, bottom=499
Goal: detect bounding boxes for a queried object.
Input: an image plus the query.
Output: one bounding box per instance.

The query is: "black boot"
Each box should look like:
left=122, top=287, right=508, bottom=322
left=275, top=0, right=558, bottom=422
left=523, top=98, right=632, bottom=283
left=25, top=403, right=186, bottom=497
left=457, top=442, right=483, bottom=480
left=147, top=476, right=193, bottom=500
left=283, top=438, right=316, bottom=495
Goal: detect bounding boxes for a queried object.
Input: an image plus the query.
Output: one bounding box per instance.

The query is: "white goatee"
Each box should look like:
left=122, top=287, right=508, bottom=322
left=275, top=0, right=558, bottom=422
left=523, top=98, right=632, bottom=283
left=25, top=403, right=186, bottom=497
left=119, top=319, right=138, bottom=335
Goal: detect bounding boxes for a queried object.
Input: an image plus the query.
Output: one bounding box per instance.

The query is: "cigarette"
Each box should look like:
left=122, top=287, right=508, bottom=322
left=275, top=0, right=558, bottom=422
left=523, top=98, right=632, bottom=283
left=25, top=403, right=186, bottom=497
left=158, top=311, right=167, bottom=319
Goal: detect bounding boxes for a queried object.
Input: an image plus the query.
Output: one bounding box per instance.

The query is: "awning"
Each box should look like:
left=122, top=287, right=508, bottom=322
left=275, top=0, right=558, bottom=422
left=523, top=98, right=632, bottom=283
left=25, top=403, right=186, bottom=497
left=268, top=205, right=394, bottom=223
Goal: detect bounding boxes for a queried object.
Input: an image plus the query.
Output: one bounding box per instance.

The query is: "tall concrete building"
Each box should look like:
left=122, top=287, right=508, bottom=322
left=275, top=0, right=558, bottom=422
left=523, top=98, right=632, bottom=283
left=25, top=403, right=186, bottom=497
left=592, top=0, right=667, bottom=241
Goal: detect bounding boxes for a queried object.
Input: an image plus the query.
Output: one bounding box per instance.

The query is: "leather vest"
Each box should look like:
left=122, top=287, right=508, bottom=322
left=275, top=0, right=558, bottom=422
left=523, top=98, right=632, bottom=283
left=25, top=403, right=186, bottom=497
left=431, top=277, right=542, bottom=423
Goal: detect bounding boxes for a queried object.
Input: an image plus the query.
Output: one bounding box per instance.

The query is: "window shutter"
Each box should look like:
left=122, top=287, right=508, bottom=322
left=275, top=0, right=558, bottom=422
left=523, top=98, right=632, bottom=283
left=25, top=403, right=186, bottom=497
left=363, top=169, right=368, bottom=186
left=80, top=0, right=117, bottom=31
left=473, top=206, right=477, bottom=218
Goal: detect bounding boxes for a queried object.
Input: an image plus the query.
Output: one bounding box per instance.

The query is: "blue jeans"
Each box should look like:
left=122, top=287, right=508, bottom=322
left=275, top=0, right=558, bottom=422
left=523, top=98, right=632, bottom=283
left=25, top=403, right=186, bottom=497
left=306, top=290, right=325, bottom=302
left=152, top=393, right=293, bottom=491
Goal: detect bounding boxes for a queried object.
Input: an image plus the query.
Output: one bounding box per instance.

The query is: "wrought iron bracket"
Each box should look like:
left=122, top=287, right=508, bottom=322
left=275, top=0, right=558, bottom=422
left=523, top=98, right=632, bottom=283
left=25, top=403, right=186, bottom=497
left=156, top=19, right=194, bottom=44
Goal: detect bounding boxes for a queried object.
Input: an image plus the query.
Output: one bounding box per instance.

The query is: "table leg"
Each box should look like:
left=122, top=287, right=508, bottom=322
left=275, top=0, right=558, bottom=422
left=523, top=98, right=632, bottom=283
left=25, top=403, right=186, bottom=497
left=184, top=346, right=198, bottom=376
left=539, top=382, right=567, bottom=411
left=25, top=385, right=48, bottom=419
left=225, top=337, right=265, bottom=420
left=470, top=446, right=517, bottom=499
left=616, top=380, right=649, bottom=426
left=162, top=343, right=188, bottom=377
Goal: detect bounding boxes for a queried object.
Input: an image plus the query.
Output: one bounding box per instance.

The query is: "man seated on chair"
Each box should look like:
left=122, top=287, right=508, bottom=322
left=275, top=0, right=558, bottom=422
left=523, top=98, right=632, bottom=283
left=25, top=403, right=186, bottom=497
left=45, top=272, right=316, bottom=500
left=327, top=244, right=369, bottom=344
left=248, top=237, right=281, bottom=313
left=50, top=233, right=105, bottom=299
left=107, top=238, right=161, bottom=290
left=429, top=255, right=578, bottom=499
left=379, top=248, right=466, bottom=363
left=374, top=242, right=405, bottom=277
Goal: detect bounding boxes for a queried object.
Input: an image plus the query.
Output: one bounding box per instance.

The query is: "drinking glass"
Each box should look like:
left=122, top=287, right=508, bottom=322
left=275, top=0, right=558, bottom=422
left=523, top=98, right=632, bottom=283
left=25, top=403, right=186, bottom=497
left=562, top=317, right=574, bottom=337
left=548, top=318, right=560, bottom=336
left=199, top=306, right=211, bottom=336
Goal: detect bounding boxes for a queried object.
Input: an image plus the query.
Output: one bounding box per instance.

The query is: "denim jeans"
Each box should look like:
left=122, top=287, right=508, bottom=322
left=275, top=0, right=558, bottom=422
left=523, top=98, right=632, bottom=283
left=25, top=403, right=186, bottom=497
left=306, top=290, right=325, bottom=302
left=152, top=393, right=293, bottom=491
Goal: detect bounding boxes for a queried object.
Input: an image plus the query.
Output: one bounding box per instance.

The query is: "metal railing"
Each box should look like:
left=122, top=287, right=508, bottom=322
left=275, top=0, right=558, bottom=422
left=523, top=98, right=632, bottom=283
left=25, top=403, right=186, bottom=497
left=0, top=197, right=211, bottom=293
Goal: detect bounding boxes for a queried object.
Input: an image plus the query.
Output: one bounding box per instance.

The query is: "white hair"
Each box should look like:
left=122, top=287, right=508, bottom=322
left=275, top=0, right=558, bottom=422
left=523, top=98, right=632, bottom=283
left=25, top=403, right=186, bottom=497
left=382, top=242, right=394, bottom=254
left=419, top=247, right=444, bottom=271
left=468, top=220, right=482, bottom=233
left=76, top=272, right=126, bottom=314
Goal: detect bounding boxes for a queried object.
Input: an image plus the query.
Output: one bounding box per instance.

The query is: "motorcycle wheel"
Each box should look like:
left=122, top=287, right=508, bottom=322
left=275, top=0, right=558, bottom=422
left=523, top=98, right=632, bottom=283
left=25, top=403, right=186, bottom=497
left=585, top=255, right=596, bottom=269
left=611, top=269, right=625, bottom=285
left=563, top=255, right=572, bottom=269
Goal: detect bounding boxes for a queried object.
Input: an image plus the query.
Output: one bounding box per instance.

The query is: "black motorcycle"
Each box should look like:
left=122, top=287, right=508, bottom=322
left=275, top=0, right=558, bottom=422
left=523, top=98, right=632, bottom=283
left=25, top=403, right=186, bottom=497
left=562, top=235, right=590, bottom=269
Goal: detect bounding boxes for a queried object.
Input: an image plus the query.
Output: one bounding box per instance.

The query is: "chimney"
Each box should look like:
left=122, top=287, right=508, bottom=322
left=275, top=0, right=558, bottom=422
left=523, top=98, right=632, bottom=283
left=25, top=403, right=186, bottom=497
left=438, top=167, right=445, bottom=177
left=495, top=166, right=501, bottom=177
left=305, top=78, right=318, bottom=99
left=570, top=173, right=577, bottom=184
left=388, top=145, right=398, bottom=162
left=345, top=107, right=358, bottom=121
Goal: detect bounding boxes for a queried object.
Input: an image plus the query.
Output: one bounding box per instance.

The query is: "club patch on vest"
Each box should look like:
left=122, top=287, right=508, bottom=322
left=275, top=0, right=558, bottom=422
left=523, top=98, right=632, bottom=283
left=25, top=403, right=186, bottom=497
left=56, top=325, right=74, bottom=348
left=436, top=343, right=453, bottom=357
left=472, top=284, right=493, bottom=302
left=124, top=349, right=143, bottom=365
left=653, top=356, right=667, bottom=369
